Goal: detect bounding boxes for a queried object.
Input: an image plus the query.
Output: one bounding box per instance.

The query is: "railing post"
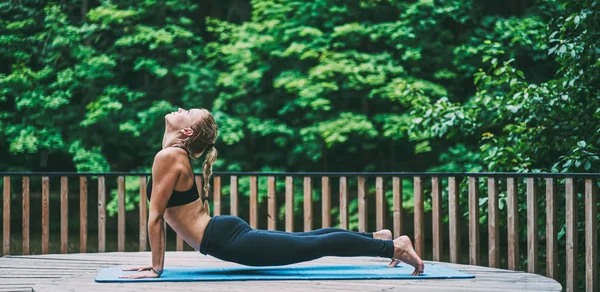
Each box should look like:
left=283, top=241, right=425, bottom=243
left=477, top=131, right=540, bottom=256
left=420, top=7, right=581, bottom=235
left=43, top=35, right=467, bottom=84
left=80, top=177, right=87, bottom=253
left=3, top=177, right=10, bottom=256
left=139, top=176, right=147, bottom=252
left=118, top=176, right=125, bottom=252
left=230, top=176, right=238, bottom=216
left=286, top=176, right=294, bottom=232
left=60, top=176, right=68, bottom=254
left=413, top=176, right=424, bottom=257
left=432, top=176, right=442, bottom=262
left=566, top=178, right=577, bottom=292
left=448, top=177, right=459, bottom=263
left=303, top=177, right=312, bottom=232
left=375, top=177, right=385, bottom=232
left=468, top=176, right=479, bottom=266
left=507, top=177, right=519, bottom=271
left=546, top=178, right=557, bottom=279
left=268, top=177, right=276, bottom=231
left=98, top=176, right=106, bottom=253
left=339, top=177, right=348, bottom=230
left=321, top=177, right=331, bottom=228
left=250, top=176, right=258, bottom=229
left=358, top=176, right=367, bottom=232
left=585, top=179, right=598, bottom=292
left=22, top=176, right=30, bottom=255
left=392, top=177, right=402, bottom=239
left=527, top=177, right=538, bottom=274
left=488, top=177, right=499, bottom=268
left=213, top=176, right=221, bottom=216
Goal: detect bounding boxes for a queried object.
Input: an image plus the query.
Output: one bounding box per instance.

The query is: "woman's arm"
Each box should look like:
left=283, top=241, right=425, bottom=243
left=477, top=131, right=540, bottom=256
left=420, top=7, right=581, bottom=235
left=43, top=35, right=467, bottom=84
left=148, top=149, right=182, bottom=273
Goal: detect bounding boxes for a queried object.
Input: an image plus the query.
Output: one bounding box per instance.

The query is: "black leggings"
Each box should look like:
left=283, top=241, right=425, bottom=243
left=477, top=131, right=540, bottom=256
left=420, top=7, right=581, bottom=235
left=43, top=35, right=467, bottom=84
left=199, top=215, right=395, bottom=266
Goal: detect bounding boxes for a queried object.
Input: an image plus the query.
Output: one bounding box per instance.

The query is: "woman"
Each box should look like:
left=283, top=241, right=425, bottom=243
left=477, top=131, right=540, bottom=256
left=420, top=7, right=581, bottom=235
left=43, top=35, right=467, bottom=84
left=120, top=108, right=424, bottom=279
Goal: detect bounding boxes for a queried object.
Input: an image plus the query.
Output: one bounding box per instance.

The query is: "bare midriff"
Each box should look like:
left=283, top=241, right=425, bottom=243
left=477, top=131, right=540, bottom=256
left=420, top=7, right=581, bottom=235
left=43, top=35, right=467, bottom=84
left=164, top=199, right=212, bottom=250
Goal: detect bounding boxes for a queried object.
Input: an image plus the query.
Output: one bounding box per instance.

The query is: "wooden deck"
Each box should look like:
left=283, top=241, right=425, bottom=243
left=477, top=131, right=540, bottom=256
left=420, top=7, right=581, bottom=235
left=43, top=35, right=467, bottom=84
left=0, top=252, right=561, bottom=292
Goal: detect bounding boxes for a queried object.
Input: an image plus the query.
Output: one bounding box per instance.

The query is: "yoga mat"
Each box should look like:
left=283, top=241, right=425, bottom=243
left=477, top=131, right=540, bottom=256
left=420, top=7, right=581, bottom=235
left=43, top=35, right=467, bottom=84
left=96, top=263, right=475, bottom=282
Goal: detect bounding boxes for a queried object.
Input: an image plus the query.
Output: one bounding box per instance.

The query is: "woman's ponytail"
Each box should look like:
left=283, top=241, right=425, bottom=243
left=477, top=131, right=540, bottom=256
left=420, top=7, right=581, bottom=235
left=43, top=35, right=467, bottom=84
left=202, top=146, right=218, bottom=215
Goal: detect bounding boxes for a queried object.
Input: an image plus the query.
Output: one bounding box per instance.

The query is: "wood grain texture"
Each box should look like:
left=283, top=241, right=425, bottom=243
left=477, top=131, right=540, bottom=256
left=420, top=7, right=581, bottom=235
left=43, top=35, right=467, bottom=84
left=139, top=176, right=147, bottom=252
left=585, top=179, right=598, bottom=292
left=118, top=176, right=125, bottom=252
left=97, top=176, right=106, bottom=253
left=468, top=177, right=479, bottom=266
left=565, top=178, right=577, bottom=292
left=488, top=177, right=499, bottom=268
left=507, top=177, right=519, bottom=271
left=357, top=176, right=367, bottom=232
left=3, top=176, right=10, bottom=256
left=22, top=176, right=29, bottom=255
left=392, top=177, right=402, bottom=239
left=321, top=177, right=330, bottom=228
left=268, top=176, right=276, bottom=231
left=80, top=177, right=88, bottom=253
left=0, top=252, right=562, bottom=292
left=526, top=178, right=537, bottom=274
left=448, top=177, right=459, bottom=264
left=286, top=176, right=294, bottom=232
left=545, top=178, right=557, bottom=280
left=339, top=177, right=348, bottom=230
left=61, top=177, right=68, bottom=254
left=375, top=177, right=385, bottom=231
left=431, top=177, right=442, bottom=262
left=230, top=176, right=238, bottom=216
left=42, top=177, right=49, bottom=254
left=414, top=176, right=424, bottom=257
left=250, top=176, right=258, bottom=229
left=303, top=177, right=312, bottom=232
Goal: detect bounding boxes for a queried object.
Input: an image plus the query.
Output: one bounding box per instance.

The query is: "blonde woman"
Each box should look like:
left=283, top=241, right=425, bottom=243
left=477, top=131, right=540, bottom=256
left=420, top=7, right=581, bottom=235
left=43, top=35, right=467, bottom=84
left=120, top=108, right=424, bottom=279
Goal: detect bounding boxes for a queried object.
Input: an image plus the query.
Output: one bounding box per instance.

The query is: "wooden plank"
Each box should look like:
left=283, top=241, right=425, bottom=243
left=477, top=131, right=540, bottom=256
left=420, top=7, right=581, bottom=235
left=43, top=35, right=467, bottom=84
left=80, top=177, right=87, bottom=253
left=118, top=176, right=125, bottom=252
left=432, top=176, right=442, bottom=262
left=375, top=177, right=385, bottom=231
left=565, top=177, right=577, bottom=292
left=249, top=176, right=258, bottom=229
left=230, top=176, right=238, bottom=216
left=3, top=176, right=10, bottom=256
left=414, top=176, right=424, bottom=257
left=488, top=177, right=499, bottom=268
left=61, top=177, right=68, bottom=254
left=22, top=176, right=30, bottom=255
left=585, top=179, right=598, bottom=292
left=526, top=177, right=537, bottom=274
left=285, top=176, right=294, bottom=232
left=393, top=177, right=402, bottom=238
left=468, top=176, right=479, bottom=266
left=303, top=177, right=312, bottom=232
left=507, top=177, right=519, bottom=271
left=357, top=176, right=367, bottom=232
left=98, top=176, right=106, bottom=253
left=339, top=177, right=348, bottom=230
left=267, top=177, right=276, bottom=230
left=448, top=177, right=459, bottom=263
left=321, top=177, right=331, bottom=228
left=139, top=176, right=147, bottom=252
left=42, top=177, right=49, bottom=254
left=545, top=178, right=557, bottom=279
left=213, top=176, right=221, bottom=216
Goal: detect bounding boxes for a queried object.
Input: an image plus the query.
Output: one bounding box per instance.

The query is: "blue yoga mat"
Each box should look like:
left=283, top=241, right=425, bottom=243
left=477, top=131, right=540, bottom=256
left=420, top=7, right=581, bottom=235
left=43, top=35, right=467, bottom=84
left=95, top=263, right=475, bottom=282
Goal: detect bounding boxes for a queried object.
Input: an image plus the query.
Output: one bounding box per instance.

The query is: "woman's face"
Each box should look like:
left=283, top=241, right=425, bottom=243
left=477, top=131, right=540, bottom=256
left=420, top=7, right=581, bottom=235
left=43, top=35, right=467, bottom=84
left=165, top=108, right=204, bottom=132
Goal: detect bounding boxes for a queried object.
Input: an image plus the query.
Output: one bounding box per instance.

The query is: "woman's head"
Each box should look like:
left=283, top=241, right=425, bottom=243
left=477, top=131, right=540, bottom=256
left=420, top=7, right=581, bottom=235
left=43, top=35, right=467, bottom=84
left=165, top=107, right=218, bottom=214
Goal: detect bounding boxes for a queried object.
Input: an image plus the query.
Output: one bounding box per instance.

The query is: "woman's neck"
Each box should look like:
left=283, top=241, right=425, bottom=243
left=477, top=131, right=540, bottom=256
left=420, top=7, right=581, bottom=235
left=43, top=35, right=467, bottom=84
left=162, top=131, right=182, bottom=149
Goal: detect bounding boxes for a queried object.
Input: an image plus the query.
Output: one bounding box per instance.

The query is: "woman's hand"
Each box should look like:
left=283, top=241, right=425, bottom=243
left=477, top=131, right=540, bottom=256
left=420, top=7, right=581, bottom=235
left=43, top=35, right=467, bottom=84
left=121, top=266, right=154, bottom=272
left=118, top=270, right=161, bottom=279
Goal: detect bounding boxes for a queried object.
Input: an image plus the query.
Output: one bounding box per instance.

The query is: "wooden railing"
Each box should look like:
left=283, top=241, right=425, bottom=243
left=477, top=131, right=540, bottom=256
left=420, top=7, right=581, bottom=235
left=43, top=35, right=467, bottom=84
left=1, top=172, right=598, bottom=291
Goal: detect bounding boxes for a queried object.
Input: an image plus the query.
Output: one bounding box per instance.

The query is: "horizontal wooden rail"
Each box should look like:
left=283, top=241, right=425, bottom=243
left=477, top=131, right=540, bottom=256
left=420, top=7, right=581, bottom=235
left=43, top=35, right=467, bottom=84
left=0, top=172, right=597, bottom=291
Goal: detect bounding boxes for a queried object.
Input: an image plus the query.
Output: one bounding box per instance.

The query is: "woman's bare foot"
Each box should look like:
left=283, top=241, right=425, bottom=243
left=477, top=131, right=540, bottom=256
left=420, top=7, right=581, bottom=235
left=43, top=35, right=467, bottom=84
left=392, top=236, right=424, bottom=276
left=373, top=229, right=392, bottom=240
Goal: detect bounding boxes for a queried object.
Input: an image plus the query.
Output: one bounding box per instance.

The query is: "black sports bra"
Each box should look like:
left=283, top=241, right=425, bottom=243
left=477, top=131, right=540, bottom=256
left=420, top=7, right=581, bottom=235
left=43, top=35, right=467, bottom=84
left=146, top=146, right=200, bottom=207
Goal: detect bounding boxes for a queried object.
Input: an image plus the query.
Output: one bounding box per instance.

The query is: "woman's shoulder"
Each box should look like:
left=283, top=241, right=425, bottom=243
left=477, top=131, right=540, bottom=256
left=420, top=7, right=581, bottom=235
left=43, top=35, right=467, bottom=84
left=153, top=148, right=188, bottom=168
